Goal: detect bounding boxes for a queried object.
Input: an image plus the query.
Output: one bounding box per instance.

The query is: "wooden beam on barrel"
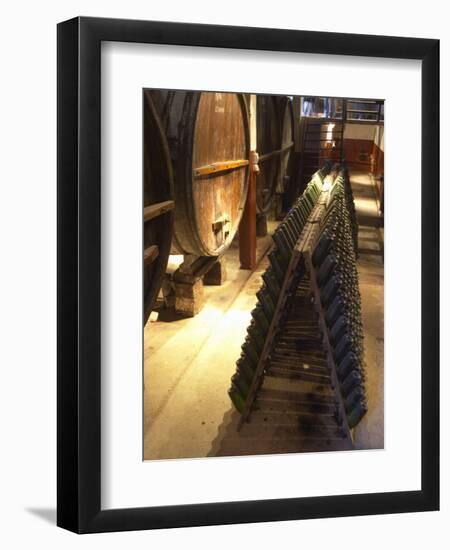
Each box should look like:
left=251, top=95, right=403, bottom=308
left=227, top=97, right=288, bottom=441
left=193, top=159, right=249, bottom=177
left=143, top=200, right=174, bottom=223
left=239, top=94, right=257, bottom=270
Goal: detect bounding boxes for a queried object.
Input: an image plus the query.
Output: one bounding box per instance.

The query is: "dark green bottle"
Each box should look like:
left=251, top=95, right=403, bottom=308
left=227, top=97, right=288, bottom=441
left=283, top=221, right=297, bottom=246
left=336, top=351, right=359, bottom=381
left=247, top=322, right=265, bottom=352
left=228, top=385, right=246, bottom=414
left=333, top=333, right=352, bottom=363
left=272, top=232, right=291, bottom=262
left=321, top=274, right=341, bottom=304
left=257, top=288, right=275, bottom=319
left=242, top=340, right=260, bottom=368
left=325, top=295, right=344, bottom=326
left=241, top=344, right=258, bottom=370
left=345, top=385, right=365, bottom=411
left=262, top=268, right=281, bottom=301
left=312, top=235, right=332, bottom=267
left=317, top=254, right=336, bottom=286
left=347, top=400, right=368, bottom=428
left=291, top=205, right=306, bottom=230
left=330, top=314, right=349, bottom=344
left=251, top=303, right=270, bottom=333
left=236, top=357, right=255, bottom=382
left=341, top=370, right=362, bottom=396
left=268, top=250, right=286, bottom=283
left=231, top=373, right=250, bottom=398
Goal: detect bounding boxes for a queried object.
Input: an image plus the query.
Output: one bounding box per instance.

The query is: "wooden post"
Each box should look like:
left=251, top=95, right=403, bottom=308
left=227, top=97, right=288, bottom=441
left=293, top=96, right=302, bottom=153
left=239, top=154, right=257, bottom=269
left=239, top=94, right=257, bottom=270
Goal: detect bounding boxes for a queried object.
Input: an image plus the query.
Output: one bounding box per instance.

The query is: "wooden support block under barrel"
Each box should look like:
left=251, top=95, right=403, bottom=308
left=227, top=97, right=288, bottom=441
left=171, top=254, right=225, bottom=316
left=203, top=256, right=227, bottom=286
left=173, top=255, right=218, bottom=284
left=174, top=279, right=205, bottom=318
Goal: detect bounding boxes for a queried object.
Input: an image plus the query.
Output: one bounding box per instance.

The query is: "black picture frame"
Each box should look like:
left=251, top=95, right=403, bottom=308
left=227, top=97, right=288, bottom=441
left=57, top=16, right=439, bottom=533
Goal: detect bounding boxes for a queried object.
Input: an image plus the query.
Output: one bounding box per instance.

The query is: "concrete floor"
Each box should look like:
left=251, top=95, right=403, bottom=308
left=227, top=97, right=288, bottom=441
left=144, top=174, right=384, bottom=460
left=351, top=171, right=384, bottom=449
left=143, top=225, right=277, bottom=460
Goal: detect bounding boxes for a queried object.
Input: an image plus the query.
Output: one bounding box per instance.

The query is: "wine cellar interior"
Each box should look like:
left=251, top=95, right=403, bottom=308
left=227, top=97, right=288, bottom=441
left=143, top=92, right=384, bottom=460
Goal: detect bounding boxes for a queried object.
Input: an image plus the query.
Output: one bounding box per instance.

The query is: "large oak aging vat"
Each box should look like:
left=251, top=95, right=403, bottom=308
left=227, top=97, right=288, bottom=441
left=256, top=95, right=295, bottom=212
left=278, top=96, right=295, bottom=192
left=256, top=95, right=280, bottom=213
left=143, top=92, right=175, bottom=325
left=152, top=91, right=250, bottom=257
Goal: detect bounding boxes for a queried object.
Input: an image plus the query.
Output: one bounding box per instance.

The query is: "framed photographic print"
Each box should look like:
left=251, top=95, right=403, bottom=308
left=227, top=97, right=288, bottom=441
left=57, top=16, right=439, bottom=533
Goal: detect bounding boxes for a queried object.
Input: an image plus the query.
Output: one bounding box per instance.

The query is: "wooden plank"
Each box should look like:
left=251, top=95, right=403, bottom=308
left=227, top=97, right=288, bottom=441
left=250, top=410, right=335, bottom=425
left=272, top=349, right=326, bottom=360
left=257, top=387, right=335, bottom=405
left=239, top=421, right=344, bottom=439
left=193, top=158, right=249, bottom=177
left=266, top=367, right=331, bottom=384
left=270, top=355, right=328, bottom=370
left=143, top=200, right=174, bottom=222
left=144, top=245, right=159, bottom=266
left=269, top=360, right=328, bottom=375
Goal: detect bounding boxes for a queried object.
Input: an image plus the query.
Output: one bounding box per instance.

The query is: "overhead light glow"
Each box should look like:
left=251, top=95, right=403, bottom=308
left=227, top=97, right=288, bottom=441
left=326, top=123, right=335, bottom=142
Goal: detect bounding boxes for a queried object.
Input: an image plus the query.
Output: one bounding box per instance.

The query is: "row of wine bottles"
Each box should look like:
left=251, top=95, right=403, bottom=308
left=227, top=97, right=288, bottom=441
left=312, top=170, right=367, bottom=428
left=228, top=163, right=333, bottom=413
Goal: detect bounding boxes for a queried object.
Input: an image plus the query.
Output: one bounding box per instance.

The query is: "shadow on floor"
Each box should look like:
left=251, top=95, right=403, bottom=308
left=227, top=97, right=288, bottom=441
left=208, top=402, right=352, bottom=458
left=26, top=507, right=56, bottom=525
left=156, top=307, right=189, bottom=323
left=351, top=180, right=375, bottom=197
left=207, top=407, right=309, bottom=458
left=357, top=215, right=383, bottom=228
left=358, top=225, right=384, bottom=259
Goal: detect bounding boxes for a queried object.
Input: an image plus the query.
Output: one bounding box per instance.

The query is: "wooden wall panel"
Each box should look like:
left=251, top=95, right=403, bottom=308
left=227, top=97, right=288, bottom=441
left=343, top=138, right=373, bottom=169
left=371, top=142, right=384, bottom=178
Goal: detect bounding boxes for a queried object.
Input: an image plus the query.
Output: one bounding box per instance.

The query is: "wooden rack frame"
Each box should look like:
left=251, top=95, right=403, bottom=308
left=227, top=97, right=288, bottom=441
left=238, top=189, right=345, bottom=430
